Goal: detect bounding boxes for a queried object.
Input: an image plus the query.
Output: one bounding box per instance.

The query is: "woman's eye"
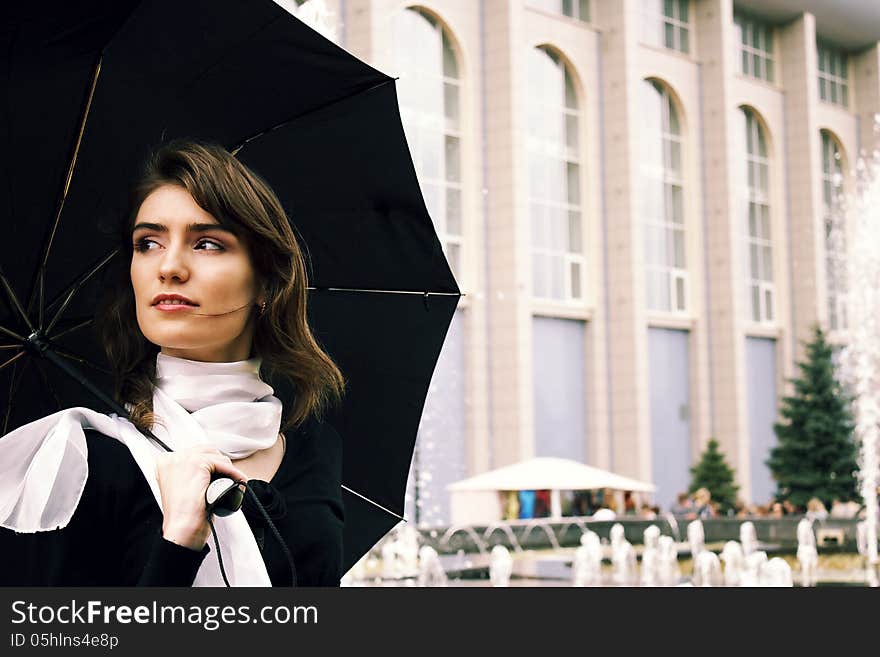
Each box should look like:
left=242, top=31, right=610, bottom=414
left=133, top=238, right=156, bottom=252
left=195, top=239, right=224, bottom=251
left=132, top=238, right=224, bottom=252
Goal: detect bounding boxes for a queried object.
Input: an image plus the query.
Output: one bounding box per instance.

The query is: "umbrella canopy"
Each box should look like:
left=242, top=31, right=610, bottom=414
left=0, top=0, right=459, bottom=573
left=447, top=457, right=657, bottom=493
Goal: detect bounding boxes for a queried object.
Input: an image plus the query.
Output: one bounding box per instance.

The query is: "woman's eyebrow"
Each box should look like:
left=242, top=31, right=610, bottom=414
left=131, top=221, right=235, bottom=235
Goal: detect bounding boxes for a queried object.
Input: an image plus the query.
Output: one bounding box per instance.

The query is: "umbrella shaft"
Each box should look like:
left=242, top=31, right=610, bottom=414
left=40, top=346, right=171, bottom=452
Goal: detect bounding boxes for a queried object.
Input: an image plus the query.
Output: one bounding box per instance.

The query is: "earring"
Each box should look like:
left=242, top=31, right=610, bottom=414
left=259, top=300, right=267, bottom=316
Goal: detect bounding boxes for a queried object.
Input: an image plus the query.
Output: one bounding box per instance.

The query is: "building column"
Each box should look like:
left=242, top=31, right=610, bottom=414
left=483, top=0, right=535, bottom=466
left=592, top=0, right=651, bottom=481
left=779, top=13, right=825, bottom=354
left=695, top=0, right=754, bottom=499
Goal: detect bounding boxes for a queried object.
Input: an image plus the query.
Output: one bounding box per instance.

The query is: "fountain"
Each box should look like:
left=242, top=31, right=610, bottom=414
left=762, top=558, right=794, bottom=587
left=741, top=550, right=768, bottom=587
left=380, top=533, right=399, bottom=579
left=692, top=551, right=723, bottom=587
left=571, top=531, right=603, bottom=586
left=417, top=545, right=448, bottom=587
left=839, top=131, right=880, bottom=587
left=489, top=545, right=514, bottom=587
left=720, top=541, right=745, bottom=587
left=483, top=522, right=524, bottom=553
left=610, top=523, right=637, bottom=586
left=687, top=519, right=705, bottom=558
left=439, top=525, right=490, bottom=555
left=640, top=526, right=662, bottom=586
left=796, top=518, right=819, bottom=587
left=739, top=521, right=758, bottom=557
left=657, top=535, right=681, bottom=586
left=397, top=525, right=421, bottom=576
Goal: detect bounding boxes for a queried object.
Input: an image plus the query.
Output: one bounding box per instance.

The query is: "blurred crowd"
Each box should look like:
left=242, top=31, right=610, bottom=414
left=499, top=486, right=873, bottom=522
left=500, top=488, right=660, bottom=520
left=668, top=489, right=867, bottom=521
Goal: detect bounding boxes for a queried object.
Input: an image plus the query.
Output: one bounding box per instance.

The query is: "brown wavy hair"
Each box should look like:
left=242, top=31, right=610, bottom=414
left=95, top=139, right=346, bottom=434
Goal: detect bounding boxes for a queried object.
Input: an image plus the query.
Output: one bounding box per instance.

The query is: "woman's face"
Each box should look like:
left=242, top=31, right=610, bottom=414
left=130, top=184, right=262, bottom=362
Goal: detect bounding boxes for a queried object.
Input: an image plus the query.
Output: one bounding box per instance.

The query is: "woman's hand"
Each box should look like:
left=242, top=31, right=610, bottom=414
left=155, top=445, right=248, bottom=550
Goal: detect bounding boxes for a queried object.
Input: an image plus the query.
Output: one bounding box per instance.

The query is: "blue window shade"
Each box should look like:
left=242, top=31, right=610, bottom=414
left=532, top=317, right=587, bottom=462
left=648, top=328, right=691, bottom=512
left=747, top=337, right=777, bottom=504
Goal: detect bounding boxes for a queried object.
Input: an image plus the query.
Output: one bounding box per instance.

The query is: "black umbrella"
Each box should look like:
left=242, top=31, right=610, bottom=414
left=0, top=0, right=460, bottom=573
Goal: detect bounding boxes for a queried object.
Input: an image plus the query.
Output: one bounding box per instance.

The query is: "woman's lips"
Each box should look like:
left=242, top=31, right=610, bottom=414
left=153, top=302, right=198, bottom=312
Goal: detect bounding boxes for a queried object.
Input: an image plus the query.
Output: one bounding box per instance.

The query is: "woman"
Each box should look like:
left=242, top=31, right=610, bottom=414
left=0, top=140, right=346, bottom=586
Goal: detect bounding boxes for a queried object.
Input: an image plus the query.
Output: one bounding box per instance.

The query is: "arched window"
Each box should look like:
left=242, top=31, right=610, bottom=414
left=527, top=47, right=584, bottom=301
left=740, top=107, right=773, bottom=323
left=822, top=130, right=847, bottom=330
left=641, top=79, right=686, bottom=312
left=393, top=8, right=463, bottom=280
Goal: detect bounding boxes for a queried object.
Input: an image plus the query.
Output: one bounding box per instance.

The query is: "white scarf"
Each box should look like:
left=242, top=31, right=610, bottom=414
left=0, top=352, right=284, bottom=587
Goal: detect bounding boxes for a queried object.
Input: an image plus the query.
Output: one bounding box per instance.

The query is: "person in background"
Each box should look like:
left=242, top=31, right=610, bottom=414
left=518, top=490, right=536, bottom=519
left=534, top=489, right=551, bottom=517
left=571, top=490, right=590, bottom=516
left=694, top=488, right=715, bottom=519
left=805, top=497, right=828, bottom=521
left=502, top=490, right=520, bottom=520
left=670, top=492, right=695, bottom=519
left=623, top=490, right=637, bottom=515
left=830, top=498, right=860, bottom=518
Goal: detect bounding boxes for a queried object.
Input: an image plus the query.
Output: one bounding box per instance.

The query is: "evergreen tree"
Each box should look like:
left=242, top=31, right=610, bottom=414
left=766, top=324, right=860, bottom=509
left=688, top=438, right=739, bottom=513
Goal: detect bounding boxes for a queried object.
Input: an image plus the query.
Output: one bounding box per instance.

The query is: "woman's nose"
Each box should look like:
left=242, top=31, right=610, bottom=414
left=158, top=245, right=189, bottom=281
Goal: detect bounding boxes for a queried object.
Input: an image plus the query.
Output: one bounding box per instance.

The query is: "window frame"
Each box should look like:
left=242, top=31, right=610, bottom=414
left=642, top=0, right=691, bottom=54
left=393, top=8, right=465, bottom=284
left=641, top=79, right=689, bottom=315
left=742, top=108, right=775, bottom=325
left=822, top=130, right=848, bottom=331
left=526, top=47, right=586, bottom=304
left=817, top=43, right=849, bottom=107
left=734, top=13, right=774, bottom=83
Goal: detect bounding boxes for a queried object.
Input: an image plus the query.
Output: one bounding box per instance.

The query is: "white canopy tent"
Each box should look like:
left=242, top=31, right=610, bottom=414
left=446, top=457, right=656, bottom=525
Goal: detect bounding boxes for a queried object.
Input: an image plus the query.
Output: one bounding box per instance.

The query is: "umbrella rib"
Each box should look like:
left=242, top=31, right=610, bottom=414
left=0, top=269, right=34, bottom=334
left=307, top=287, right=462, bottom=297
left=30, top=54, right=103, bottom=330
left=50, top=317, right=94, bottom=341
left=45, top=249, right=118, bottom=335
left=0, top=350, right=26, bottom=372
left=230, top=78, right=396, bottom=155
left=341, top=484, right=405, bottom=522
left=53, top=348, right=110, bottom=375
left=0, top=324, right=26, bottom=343
left=2, top=358, right=30, bottom=436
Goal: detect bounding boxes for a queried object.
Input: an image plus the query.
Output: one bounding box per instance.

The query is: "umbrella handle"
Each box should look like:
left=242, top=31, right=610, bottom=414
left=205, top=476, right=245, bottom=516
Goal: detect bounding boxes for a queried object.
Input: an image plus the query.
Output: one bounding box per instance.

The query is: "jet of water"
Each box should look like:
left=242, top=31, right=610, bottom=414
left=838, top=123, right=880, bottom=587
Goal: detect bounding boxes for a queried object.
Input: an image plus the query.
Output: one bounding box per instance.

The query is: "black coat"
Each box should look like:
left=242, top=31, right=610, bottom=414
left=0, top=415, right=344, bottom=587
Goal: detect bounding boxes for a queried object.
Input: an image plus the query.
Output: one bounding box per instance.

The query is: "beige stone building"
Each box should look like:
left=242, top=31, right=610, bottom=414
left=284, top=0, right=880, bottom=522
